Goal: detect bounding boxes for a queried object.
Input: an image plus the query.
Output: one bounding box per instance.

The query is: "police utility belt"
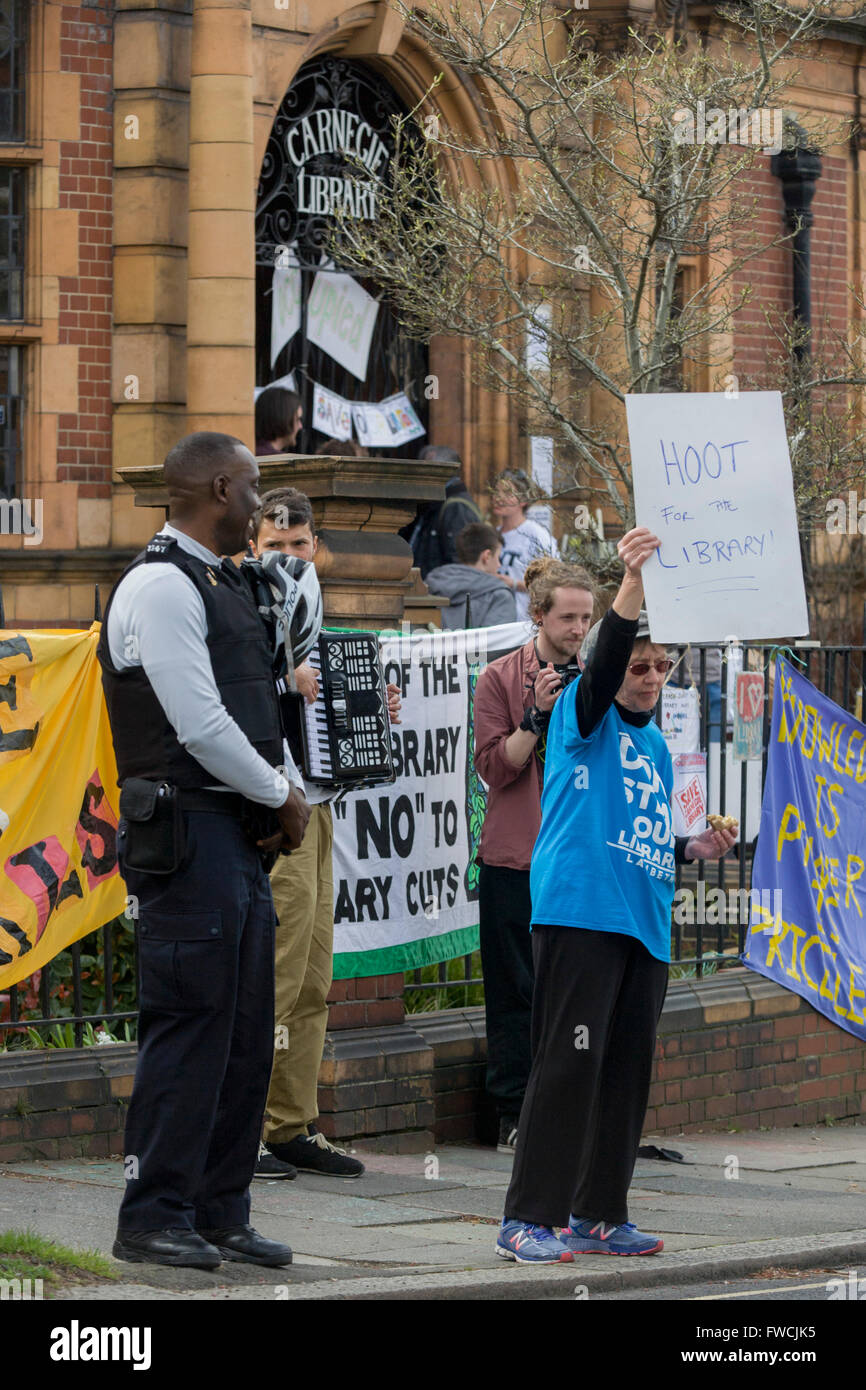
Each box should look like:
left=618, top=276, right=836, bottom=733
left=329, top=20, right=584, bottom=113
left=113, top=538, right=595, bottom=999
left=119, top=777, right=281, bottom=874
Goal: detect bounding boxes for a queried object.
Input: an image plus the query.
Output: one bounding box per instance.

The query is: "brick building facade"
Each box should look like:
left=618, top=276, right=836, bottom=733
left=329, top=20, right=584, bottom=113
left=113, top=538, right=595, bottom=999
left=1, top=1, right=863, bottom=625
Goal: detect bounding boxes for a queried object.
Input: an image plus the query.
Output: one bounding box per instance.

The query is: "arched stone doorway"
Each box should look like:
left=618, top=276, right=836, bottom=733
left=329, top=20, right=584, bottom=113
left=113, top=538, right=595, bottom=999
left=255, top=54, right=429, bottom=457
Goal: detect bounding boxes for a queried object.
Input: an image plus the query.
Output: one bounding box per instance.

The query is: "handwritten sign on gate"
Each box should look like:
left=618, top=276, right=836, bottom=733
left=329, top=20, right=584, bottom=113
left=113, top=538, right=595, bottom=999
left=625, top=392, right=808, bottom=644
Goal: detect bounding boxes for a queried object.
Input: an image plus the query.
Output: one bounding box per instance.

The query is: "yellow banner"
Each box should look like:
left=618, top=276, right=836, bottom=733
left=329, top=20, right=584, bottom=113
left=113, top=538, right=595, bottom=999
left=0, top=625, right=126, bottom=992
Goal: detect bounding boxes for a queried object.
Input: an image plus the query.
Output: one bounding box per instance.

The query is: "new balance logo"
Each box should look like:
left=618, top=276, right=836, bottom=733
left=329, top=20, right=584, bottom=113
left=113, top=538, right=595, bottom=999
left=590, top=1222, right=615, bottom=1240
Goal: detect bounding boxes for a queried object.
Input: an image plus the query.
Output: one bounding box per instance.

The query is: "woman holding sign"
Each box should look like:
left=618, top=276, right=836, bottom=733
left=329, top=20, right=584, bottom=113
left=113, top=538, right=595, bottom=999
left=496, top=527, right=737, bottom=1265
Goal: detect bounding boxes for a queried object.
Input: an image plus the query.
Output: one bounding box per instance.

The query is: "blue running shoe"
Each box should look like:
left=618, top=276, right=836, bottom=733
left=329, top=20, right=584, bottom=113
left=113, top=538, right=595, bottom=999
left=561, top=1218, right=663, bottom=1256
left=496, top=1220, right=574, bottom=1264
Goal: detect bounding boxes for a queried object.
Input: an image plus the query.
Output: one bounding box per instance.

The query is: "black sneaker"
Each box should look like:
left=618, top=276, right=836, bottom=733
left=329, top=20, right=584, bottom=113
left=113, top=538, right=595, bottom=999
left=268, top=1125, right=365, bottom=1178
left=254, top=1142, right=298, bottom=1180
left=497, top=1117, right=519, bottom=1155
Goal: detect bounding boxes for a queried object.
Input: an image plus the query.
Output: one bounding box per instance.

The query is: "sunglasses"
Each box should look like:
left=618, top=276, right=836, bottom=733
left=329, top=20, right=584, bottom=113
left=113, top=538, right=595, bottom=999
left=627, top=658, right=675, bottom=676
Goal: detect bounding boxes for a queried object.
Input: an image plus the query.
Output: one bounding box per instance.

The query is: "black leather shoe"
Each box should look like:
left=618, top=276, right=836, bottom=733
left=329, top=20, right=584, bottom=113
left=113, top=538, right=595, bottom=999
left=197, top=1224, right=293, bottom=1267
left=113, top=1227, right=222, bottom=1270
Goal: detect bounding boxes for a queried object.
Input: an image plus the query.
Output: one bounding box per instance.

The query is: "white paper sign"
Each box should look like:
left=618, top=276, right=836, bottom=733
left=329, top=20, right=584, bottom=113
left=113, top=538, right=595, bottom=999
left=352, top=392, right=425, bottom=448
left=625, top=392, right=808, bottom=643
left=312, top=382, right=353, bottom=441
left=661, top=686, right=701, bottom=753
left=270, top=260, right=302, bottom=367
left=307, top=268, right=379, bottom=381
left=672, top=751, right=707, bottom=835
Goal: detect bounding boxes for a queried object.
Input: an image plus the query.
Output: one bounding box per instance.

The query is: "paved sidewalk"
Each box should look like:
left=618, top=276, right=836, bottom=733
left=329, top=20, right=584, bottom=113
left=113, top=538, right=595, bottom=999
left=2, top=1127, right=866, bottom=1299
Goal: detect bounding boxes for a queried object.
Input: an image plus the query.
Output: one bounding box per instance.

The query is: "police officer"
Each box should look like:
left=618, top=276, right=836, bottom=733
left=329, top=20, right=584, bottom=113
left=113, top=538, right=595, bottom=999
left=97, top=431, right=311, bottom=1270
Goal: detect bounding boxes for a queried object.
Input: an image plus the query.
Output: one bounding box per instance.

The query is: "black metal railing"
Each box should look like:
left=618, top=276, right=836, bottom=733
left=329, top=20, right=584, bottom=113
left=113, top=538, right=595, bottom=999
left=407, top=636, right=866, bottom=1003
left=3, top=621, right=865, bottom=1038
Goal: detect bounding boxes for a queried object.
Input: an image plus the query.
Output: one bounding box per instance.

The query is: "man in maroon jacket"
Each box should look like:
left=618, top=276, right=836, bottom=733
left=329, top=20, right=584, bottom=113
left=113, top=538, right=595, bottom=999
left=474, top=558, right=596, bottom=1153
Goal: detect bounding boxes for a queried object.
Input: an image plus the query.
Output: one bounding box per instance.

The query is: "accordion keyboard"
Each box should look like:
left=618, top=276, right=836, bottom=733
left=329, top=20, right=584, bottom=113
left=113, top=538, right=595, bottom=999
left=299, top=634, right=394, bottom=786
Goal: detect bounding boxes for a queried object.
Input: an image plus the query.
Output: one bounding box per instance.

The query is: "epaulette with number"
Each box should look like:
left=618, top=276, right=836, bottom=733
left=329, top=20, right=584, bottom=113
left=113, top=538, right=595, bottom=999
left=145, top=536, right=172, bottom=557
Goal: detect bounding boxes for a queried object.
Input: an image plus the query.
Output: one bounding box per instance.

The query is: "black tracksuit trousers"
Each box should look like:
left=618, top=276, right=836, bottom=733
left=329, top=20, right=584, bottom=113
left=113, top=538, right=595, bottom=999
left=504, top=924, right=668, bottom=1229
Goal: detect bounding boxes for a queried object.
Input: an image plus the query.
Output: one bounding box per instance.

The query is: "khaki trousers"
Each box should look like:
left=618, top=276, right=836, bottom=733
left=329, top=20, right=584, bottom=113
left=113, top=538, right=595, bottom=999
left=263, top=802, right=334, bottom=1145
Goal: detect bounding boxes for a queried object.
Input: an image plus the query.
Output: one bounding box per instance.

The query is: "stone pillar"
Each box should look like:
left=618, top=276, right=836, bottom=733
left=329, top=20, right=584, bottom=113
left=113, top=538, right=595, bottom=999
left=186, top=0, right=255, bottom=443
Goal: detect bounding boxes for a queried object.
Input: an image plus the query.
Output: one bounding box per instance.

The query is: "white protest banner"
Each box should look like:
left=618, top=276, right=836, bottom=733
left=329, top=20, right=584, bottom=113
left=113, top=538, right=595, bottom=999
left=351, top=401, right=393, bottom=448
left=331, top=620, right=531, bottom=977
left=625, top=391, right=808, bottom=643
left=661, top=685, right=700, bottom=753
left=671, top=751, right=707, bottom=835
left=270, top=259, right=302, bottom=367
left=352, top=393, right=426, bottom=449
left=307, top=267, right=379, bottom=381
left=312, top=382, right=353, bottom=441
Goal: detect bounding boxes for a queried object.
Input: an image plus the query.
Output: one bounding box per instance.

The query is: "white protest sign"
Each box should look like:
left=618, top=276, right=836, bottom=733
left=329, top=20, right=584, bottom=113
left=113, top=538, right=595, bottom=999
left=661, top=686, right=700, bottom=753
left=671, top=751, right=707, bottom=835
left=353, top=393, right=425, bottom=449
left=270, top=260, right=302, bottom=367
left=331, top=621, right=530, bottom=973
left=312, top=382, right=353, bottom=441
left=352, top=401, right=393, bottom=448
left=307, top=267, right=379, bottom=381
left=625, top=391, right=808, bottom=643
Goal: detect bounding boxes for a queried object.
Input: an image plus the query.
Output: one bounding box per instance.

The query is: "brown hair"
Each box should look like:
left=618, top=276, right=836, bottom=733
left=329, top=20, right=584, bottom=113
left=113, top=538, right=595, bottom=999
left=255, top=486, right=314, bottom=537
left=456, top=521, right=502, bottom=565
left=524, top=556, right=595, bottom=617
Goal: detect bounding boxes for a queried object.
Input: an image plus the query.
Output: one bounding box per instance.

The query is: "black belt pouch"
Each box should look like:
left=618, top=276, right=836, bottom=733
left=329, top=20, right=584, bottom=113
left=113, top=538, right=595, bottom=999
left=119, top=778, right=186, bottom=874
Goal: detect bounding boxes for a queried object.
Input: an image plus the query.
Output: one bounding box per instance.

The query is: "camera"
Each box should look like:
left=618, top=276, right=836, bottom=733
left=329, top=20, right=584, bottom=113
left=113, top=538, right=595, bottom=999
left=556, top=662, right=582, bottom=690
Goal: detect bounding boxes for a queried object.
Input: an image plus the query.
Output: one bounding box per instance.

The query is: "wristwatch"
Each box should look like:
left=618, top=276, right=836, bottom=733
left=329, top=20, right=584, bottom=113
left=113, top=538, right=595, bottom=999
left=520, top=705, right=550, bottom=737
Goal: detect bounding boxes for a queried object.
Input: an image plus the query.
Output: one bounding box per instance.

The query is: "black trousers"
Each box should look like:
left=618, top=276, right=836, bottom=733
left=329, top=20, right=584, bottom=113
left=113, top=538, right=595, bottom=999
left=117, top=809, right=276, bottom=1232
left=478, top=862, right=534, bottom=1120
left=504, top=925, right=668, bottom=1228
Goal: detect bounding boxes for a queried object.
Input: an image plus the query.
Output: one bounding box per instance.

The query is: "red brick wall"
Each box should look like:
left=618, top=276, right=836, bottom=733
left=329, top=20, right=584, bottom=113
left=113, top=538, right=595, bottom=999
left=733, top=154, right=848, bottom=382
left=327, top=973, right=404, bottom=1029
left=646, top=1001, right=866, bottom=1135
left=55, top=3, right=114, bottom=500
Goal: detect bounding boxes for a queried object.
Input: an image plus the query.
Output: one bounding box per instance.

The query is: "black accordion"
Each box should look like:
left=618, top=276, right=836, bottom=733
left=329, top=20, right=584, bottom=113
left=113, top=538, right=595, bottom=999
left=280, top=631, right=395, bottom=789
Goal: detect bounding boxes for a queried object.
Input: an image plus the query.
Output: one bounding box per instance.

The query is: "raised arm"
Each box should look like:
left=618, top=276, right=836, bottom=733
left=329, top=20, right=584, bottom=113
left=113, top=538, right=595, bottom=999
left=575, top=527, right=660, bottom=739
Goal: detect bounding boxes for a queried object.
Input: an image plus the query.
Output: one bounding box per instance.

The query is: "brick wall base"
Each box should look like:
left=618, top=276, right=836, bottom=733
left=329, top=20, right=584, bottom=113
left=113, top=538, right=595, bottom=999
left=1, top=970, right=864, bottom=1161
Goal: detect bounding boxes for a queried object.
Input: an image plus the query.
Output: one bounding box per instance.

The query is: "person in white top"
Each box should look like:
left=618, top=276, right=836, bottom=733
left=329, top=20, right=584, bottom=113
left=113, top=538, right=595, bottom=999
left=491, top=469, right=559, bottom=622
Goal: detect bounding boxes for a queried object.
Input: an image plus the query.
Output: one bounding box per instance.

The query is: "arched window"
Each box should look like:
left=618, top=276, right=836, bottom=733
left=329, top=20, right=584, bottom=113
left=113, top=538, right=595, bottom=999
left=255, top=56, right=429, bottom=455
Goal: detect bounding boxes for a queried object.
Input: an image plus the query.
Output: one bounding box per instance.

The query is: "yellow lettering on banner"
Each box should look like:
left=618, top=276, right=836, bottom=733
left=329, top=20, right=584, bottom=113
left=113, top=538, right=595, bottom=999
left=833, top=723, right=847, bottom=776
left=847, top=964, right=866, bottom=1025
left=765, top=918, right=790, bottom=971
left=811, top=855, right=840, bottom=914
left=833, top=964, right=848, bottom=1017
left=818, top=954, right=836, bottom=1000
left=799, top=935, right=821, bottom=991
left=776, top=803, right=813, bottom=867
left=845, top=728, right=863, bottom=777
left=857, top=740, right=866, bottom=784
left=813, top=774, right=843, bottom=838
left=785, top=922, right=807, bottom=981
left=844, top=855, right=864, bottom=918
left=801, top=706, right=819, bottom=759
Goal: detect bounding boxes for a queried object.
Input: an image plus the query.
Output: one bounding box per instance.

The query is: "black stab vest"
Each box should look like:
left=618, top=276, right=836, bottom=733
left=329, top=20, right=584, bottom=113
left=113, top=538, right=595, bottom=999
left=97, top=533, right=284, bottom=788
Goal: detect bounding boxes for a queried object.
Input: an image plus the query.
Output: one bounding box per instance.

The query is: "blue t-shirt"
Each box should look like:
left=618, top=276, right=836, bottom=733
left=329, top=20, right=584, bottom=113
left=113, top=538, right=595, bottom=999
left=529, top=677, right=676, bottom=962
